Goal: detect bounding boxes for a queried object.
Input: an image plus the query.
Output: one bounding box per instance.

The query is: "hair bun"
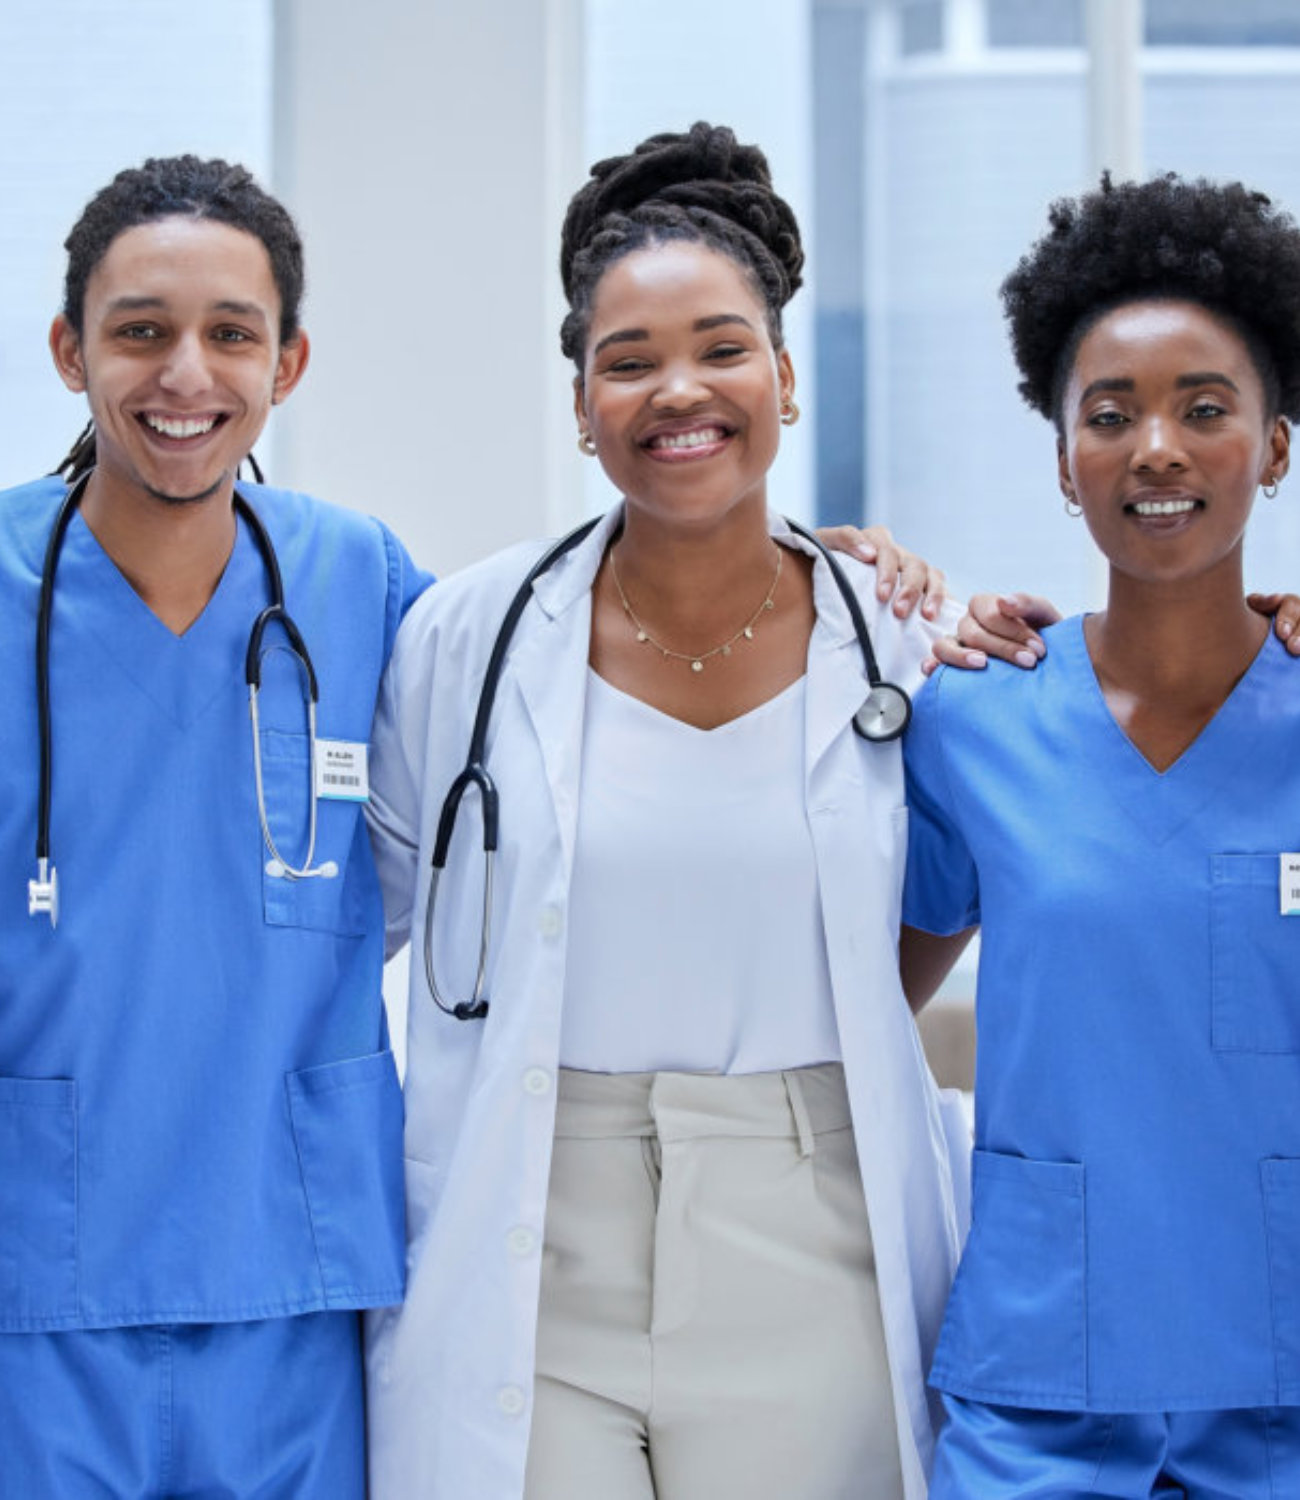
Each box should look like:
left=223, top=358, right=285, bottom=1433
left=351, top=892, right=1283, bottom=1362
left=561, top=122, right=803, bottom=304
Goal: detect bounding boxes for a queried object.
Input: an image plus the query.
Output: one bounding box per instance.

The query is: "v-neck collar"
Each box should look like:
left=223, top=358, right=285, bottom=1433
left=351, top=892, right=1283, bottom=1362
left=1059, top=613, right=1278, bottom=846
left=57, top=508, right=267, bottom=729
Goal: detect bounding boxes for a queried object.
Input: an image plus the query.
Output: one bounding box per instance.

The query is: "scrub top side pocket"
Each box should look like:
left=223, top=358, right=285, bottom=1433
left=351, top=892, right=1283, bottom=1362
left=1211, top=854, right=1300, bottom=1053
left=286, top=1050, right=406, bottom=1307
left=1262, top=1158, right=1300, bottom=1401
left=930, top=1149, right=1087, bottom=1407
left=0, top=1078, right=78, bottom=1325
left=259, top=729, right=367, bottom=936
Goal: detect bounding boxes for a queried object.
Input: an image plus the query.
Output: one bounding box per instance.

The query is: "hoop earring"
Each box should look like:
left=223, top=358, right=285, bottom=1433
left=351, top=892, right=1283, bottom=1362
left=578, top=431, right=597, bottom=457
left=1064, top=497, right=1082, bottom=517
left=1263, top=474, right=1281, bottom=499
left=780, top=399, right=800, bottom=427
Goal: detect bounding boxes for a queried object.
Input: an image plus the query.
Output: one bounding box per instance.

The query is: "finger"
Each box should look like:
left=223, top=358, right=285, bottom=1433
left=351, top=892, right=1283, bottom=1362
left=1250, top=591, right=1300, bottom=650
left=920, top=565, right=948, bottom=620
left=930, top=635, right=988, bottom=671
left=813, top=523, right=879, bottom=563
left=963, top=595, right=1046, bottom=656
left=995, top=592, right=1062, bottom=630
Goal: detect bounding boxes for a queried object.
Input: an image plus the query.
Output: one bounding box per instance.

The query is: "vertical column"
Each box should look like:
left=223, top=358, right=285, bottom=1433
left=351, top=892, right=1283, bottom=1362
left=271, top=0, right=587, bottom=577
left=1085, top=0, right=1145, bottom=180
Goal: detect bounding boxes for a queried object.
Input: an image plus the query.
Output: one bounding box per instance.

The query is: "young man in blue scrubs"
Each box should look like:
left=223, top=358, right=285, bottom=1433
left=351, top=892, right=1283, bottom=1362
left=0, top=157, right=429, bottom=1497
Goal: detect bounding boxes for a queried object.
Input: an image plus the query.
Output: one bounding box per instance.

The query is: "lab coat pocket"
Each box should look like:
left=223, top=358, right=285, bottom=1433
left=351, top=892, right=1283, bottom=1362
left=286, top=1051, right=406, bottom=1306
left=0, top=1078, right=78, bottom=1324
left=1261, top=1158, right=1300, bottom=1400
left=260, top=729, right=366, bottom=936
left=931, top=1150, right=1086, bottom=1405
left=1210, top=854, right=1300, bottom=1052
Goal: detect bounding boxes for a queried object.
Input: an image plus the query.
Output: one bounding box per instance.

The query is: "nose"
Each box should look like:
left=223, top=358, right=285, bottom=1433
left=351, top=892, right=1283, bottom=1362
left=650, top=359, right=709, bottom=410
left=158, top=331, right=213, bottom=399
left=1130, top=413, right=1187, bottom=473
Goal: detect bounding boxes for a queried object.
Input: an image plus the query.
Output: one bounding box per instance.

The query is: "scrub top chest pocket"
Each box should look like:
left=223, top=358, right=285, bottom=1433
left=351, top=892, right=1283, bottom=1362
left=258, top=726, right=369, bottom=936
left=1211, top=853, right=1300, bottom=1053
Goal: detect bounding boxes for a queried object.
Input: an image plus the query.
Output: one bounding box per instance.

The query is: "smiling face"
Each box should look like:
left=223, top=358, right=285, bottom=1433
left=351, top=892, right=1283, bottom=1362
left=50, top=215, right=308, bottom=510
left=1058, top=299, right=1289, bottom=590
left=575, top=240, right=794, bottom=534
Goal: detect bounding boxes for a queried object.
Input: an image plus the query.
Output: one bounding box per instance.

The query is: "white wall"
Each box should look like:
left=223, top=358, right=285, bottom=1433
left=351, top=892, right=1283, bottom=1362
left=0, top=0, right=272, bottom=491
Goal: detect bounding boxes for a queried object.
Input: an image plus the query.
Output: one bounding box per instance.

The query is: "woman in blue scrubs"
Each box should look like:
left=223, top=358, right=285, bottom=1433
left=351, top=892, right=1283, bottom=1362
left=901, top=175, right=1300, bottom=1496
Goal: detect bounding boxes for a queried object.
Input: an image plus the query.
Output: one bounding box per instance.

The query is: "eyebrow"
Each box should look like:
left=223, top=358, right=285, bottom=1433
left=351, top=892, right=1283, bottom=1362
left=104, top=295, right=269, bottom=322
left=1077, top=371, right=1240, bottom=403
left=591, top=312, right=756, bottom=358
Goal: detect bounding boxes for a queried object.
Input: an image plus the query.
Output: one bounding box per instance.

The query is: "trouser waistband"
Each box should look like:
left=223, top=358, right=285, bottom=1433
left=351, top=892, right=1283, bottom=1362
left=554, top=1063, right=851, bottom=1157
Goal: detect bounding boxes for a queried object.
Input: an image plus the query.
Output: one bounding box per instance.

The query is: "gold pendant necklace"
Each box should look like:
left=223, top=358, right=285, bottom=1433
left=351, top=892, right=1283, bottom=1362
left=607, top=543, right=783, bottom=673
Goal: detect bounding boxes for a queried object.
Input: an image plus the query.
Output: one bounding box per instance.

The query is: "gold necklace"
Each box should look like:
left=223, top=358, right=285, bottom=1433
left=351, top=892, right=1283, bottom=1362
left=607, top=543, right=783, bottom=673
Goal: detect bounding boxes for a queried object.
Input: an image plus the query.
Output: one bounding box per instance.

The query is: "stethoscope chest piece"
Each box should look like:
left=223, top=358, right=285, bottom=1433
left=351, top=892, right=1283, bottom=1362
left=853, top=681, right=911, bottom=742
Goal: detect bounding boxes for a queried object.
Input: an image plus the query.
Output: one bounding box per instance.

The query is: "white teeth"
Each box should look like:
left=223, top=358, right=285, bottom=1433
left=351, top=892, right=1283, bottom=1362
left=650, top=427, right=726, bottom=450
left=1132, top=498, right=1197, bottom=516
left=144, top=414, right=217, bottom=439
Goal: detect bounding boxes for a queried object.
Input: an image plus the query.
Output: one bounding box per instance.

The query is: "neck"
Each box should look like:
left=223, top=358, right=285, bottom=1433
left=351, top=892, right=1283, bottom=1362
left=1088, top=557, right=1266, bottom=696
left=612, top=503, right=778, bottom=635
left=78, top=471, right=239, bottom=636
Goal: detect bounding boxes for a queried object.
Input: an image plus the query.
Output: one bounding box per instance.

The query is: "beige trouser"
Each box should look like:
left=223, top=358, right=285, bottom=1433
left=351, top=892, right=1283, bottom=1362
left=523, top=1065, right=904, bottom=1500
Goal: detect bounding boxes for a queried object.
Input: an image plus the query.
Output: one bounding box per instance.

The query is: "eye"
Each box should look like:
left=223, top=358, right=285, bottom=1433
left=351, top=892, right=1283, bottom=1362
left=1085, top=407, right=1127, bottom=428
left=213, top=326, right=253, bottom=344
left=1187, top=399, right=1227, bottom=420
left=605, top=356, right=652, bottom=376
left=117, top=323, right=161, bottom=341
left=704, top=342, right=747, bottom=361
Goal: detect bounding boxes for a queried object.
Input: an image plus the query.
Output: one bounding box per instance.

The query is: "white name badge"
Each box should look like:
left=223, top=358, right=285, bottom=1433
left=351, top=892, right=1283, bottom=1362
left=1280, top=854, right=1300, bottom=916
left=315, top=739, right=370, bottom=803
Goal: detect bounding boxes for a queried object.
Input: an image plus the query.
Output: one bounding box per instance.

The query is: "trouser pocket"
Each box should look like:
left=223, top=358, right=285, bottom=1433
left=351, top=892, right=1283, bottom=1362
left=0, top=1078, right=78, bottom=1324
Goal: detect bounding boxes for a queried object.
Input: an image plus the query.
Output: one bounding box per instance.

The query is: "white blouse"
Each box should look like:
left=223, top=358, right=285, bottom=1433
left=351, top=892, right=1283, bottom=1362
left=559, top=669, right=841, bottom=1074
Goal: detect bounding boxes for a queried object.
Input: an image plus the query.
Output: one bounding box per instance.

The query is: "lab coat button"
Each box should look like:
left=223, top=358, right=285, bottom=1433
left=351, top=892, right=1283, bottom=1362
left=498, top=1384, right=527, bottom=1417
left=523, top=1067, right=552, bottom=1096
left=507, top=1226, right=536, bottom=1257
left=538, top=904, right=563, bottom=938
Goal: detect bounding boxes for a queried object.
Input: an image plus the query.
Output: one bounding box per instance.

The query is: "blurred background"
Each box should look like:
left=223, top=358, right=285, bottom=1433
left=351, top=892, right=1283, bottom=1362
left=5, top=0, right=1299, bottom=1076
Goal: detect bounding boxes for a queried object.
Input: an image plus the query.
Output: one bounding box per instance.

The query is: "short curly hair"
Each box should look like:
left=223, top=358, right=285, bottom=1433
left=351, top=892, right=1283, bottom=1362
left=62, top=155, right=305, bottom=343
left=559, top=121, right=804, bottom=367
left=1001, top=172, right=1300, bottom=428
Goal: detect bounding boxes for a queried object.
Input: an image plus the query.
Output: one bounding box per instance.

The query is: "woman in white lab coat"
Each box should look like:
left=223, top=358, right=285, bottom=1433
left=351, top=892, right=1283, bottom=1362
left=365, top=123, right=968, bottom=1500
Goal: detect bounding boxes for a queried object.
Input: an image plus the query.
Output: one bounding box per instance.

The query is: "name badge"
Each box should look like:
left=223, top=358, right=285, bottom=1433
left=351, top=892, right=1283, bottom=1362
left=315, top=739, right=370, bottom=803
left=1280, top=854, right=1300, bottom=916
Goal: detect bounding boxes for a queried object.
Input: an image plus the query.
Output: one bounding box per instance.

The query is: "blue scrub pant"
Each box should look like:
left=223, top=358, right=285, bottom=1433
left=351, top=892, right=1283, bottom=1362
left=930, top=1394, right=1300, bottom=1499
left=0, top=1311, right=364, bottom=1499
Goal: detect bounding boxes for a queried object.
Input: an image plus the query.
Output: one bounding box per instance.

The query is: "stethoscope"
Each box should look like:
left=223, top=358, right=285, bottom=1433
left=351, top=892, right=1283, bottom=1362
left=28, top=470, right=334, bottom=929
left=423, top=516, right=912, bottom=1020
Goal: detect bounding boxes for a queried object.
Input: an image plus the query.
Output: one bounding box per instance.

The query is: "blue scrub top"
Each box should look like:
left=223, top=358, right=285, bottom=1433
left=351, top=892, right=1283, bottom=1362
left=904, top=616, right=1300, bottom=1412
left=0, top=476, right=431, bottom=1331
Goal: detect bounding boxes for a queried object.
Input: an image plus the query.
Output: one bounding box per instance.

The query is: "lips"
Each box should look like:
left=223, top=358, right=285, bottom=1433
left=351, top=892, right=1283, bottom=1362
left=1123, top=489, right=1203, bottom=519
left=139, top=412, right=224, bottom=440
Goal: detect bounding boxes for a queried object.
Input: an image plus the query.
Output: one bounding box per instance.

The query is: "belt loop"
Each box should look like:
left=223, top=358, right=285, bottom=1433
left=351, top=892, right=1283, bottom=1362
left=782, top=1070, right=816, bottom=1158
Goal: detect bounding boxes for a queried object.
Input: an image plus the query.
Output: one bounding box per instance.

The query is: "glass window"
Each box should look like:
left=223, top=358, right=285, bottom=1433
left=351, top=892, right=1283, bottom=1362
left=1147, top=0, right=1300, bottom=46
left=987, top=0, right=1083, bottom=49
left=900, top=0, right=944, bottom=56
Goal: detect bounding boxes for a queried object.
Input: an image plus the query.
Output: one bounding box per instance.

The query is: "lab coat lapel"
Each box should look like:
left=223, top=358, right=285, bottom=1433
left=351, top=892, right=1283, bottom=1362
left=802, top=549, right=871, bottom=780
left=509, top=513, right=620, bottom=874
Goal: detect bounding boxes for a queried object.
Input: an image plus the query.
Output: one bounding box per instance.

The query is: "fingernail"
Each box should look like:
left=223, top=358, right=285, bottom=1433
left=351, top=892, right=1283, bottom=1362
left=1002, top=593, right=1028, bottom=609
left=1282, top=619, right=1294, bottom=639
left=1030, top=639, right=1046, bottom=658
left=923, top=600, right=938, bottom=619
left=966, top=651, right=988, bottom=669
left=1015, top=649, right=1037, bottom=669
left=878, top=582, right=892, bottom=600
left=894, top=595, right=913, bottom=616
left=857, top=544, right=877, bottom=561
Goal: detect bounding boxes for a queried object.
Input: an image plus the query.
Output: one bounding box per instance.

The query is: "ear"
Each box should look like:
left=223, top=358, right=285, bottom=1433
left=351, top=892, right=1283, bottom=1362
left=572, top=374, right=588, bottom=434
left=1265, top=415, right=1291, bottom=487
left=777, top=348, right=796, bottom=408
left=50, top=314, right=87, bottom=394
left=1056, top=438, right=1075, bottom=502
left=271, top=330, right=311, bottom=405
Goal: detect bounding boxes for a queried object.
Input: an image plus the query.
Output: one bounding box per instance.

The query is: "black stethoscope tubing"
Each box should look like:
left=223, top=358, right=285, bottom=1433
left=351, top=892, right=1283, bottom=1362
left=424, top=514, right=912, bottom=1021
left=30, top=472, right=321, bottom=926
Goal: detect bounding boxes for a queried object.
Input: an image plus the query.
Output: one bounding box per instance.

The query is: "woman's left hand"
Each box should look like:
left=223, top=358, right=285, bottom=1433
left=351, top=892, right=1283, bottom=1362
left=815, top=524, right=946, bottom=620
left=1247, top=592, right=1300, bottom=655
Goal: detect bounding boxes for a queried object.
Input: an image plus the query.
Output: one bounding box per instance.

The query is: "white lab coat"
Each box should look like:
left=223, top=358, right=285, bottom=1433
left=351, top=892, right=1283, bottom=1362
left=365, top=508, right=970, bottom=1500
